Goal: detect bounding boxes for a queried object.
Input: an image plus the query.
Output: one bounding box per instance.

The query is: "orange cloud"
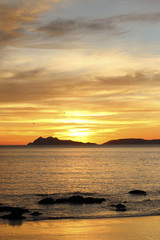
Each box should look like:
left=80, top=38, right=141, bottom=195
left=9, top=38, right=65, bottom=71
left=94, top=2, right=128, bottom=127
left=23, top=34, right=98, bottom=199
left=1, top=0, right=160, bottom=144
left=0, top=0, right=64, bottom=46
left=0, top=67, right=160, bottom=144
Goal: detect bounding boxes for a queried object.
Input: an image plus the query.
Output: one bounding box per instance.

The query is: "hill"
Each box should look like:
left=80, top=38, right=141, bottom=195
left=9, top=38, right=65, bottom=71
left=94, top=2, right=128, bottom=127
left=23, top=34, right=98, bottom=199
left=27, top=137, right=160, bottom=147
left=102, top=138, right=160, bottom=145
left=27, top=136, right=97, bottom=147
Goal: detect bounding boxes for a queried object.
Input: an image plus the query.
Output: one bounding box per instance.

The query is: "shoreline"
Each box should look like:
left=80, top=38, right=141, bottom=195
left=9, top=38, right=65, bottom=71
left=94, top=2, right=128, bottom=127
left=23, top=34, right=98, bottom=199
left=1, top=215, right=160, bottom=240
left=1, top=211, right=160, bottom=225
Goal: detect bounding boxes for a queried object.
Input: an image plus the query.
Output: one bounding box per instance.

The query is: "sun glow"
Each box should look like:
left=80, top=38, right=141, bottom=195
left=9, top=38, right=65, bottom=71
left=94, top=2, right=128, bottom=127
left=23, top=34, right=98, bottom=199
left=65, top=110, right=115, bottom=117
left=68, top=128, right=92, bottom=142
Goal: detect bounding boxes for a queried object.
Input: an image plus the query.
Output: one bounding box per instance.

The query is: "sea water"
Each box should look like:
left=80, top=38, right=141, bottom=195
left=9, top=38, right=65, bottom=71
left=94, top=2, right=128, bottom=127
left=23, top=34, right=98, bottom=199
left=0, top=146, right=160, bottom=223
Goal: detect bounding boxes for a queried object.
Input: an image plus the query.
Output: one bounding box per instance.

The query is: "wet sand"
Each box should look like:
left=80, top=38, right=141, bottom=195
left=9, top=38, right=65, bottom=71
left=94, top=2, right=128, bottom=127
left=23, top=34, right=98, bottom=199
left=0, top=216, right=160, bottom=240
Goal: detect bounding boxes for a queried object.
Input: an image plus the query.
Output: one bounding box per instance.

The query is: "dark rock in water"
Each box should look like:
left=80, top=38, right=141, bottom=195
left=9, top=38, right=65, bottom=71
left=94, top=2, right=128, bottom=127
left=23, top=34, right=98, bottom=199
left=129, top=190, right=147, bottom=195
left=110, top=204, right=116, bottom=207
left=143, top=199, right=151, bottom=202
left=1, top=212, right=26, bottom=220
left=12, top=207, right=29, bottom=214
left=84, top=197, right=97, bottom=204
left=0, top=206, right=13, bottom=213
left=68, top=196, right=84, bottom=204
left=38, top=197, right=55, bottom=205
left=84, top=197, right=105, bottom=204
left=54, top=196, right=106, bottom=205
left=36, top=194, right=49, bottom=197
left=0, top=206, right=29, bottom=214
left=55, top=198, right=69, bottom=204
left=99, top=197, right=106, bottom=202
left=0, top=207, right=28, bottom=220
left=30, top=211, right=42, bottom=216
left=115, top=204, right=127, bottom=211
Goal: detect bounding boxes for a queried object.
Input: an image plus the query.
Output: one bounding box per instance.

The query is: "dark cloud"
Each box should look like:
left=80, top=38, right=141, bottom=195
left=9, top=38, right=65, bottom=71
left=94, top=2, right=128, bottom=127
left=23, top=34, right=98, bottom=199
left=0, top=68, right=160, bottom=107
left=0, top=1, right=32, bottom=44
left=10, top=68, right=47, bottom=80
left=38, top=18, right=117, bottom=37
left=96, top=72, right=150, bottom=86
left=0, top=0, right=58, bottom=46
left=37, top=12, right=160, bottom=39
left=1, top=0, right=160, bottom=48
left=112, top=12, right=160, bottom=23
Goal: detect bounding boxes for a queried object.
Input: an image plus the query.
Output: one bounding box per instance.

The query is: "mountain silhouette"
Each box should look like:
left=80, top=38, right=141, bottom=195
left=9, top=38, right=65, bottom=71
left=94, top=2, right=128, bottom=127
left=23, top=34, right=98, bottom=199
left=27, top=136, right=97, bottom=147
left=102, top=138, right=160, bottom=145
left=27, top=137, right=160, bottom=147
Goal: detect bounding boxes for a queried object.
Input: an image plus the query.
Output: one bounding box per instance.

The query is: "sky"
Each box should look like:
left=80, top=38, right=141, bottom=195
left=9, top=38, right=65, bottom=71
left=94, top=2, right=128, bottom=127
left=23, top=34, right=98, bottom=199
left=1, top=0, right=160, bottom=145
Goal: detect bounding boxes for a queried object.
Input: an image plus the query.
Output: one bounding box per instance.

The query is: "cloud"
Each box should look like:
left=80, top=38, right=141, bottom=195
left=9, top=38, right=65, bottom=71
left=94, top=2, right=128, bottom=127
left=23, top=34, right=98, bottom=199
left=0, top=0, right=62, bottom=46
left=1, top=67, right=160, bottom=144
left=37, top=12, right=160, bottom=38
left=96, top=72, right=152, bottom=87
left=0, top=68, right=160, bottom=114
left=10, top=68, right=47, bottom=80
left=111, top=12, right=160, bottom=23
left=38, top=18, right=117, bottom=37
left=1, top=0, right=160, bottom=49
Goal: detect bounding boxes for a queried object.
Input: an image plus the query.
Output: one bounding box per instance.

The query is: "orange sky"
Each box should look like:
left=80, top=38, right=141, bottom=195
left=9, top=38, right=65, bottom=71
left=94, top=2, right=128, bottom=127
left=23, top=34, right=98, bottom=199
left=1, top=0, right=160, bottom=145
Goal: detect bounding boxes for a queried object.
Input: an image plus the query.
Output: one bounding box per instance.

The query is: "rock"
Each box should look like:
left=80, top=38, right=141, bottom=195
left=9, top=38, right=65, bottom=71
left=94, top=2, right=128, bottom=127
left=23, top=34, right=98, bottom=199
left=30, top=211, right=42, bottom=216
left=2, top=213, right=25, bottom=220
left=110, top=204, right=116, bottom=207
left=115, top=204, right=127, bottom=211
left=55, top=198, right=69, bottom=204
left=68, top=196, right=84, bottom=204
left=84, top=197, right=105, bottom=204
left=38, top=197, right=55, bottom=205
left=12, top=207, right=29, bottom=214
left=0, top=206, right=12, bottom=212
left=84, top=197, right=97, bottom=204
left=54, top=196, right=106, bottom=205
left=0, top=206, right=29, bottom=214
left=143, top=199, right=151, bottom=202
left=0, top=206, right=29, bottom=220
left=1, top=212, right=26, bottom=220
left=36, top=194, right=48, bottom=197
left=129, top=190, right=147, bottom=195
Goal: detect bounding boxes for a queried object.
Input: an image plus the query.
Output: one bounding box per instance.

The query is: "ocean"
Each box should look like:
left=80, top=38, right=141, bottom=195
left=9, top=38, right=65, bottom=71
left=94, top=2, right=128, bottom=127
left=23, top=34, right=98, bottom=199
left=0, top=146, right=160, bottom=224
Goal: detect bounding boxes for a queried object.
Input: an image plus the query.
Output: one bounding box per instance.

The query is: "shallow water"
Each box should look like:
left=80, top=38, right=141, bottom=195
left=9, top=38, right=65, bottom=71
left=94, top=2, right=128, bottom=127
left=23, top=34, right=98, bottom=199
left=1, top=217, right=160, bottom=240
left=0, top=146, right=160, bottom=223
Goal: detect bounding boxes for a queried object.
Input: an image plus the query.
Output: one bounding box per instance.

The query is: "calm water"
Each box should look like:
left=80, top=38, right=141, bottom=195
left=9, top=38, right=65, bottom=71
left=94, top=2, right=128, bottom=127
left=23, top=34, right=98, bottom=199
left=0, top=146, right=160, bottom=223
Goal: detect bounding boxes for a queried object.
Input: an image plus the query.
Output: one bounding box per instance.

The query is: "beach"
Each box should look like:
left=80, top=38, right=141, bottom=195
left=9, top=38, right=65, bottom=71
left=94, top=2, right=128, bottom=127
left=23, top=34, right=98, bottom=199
left=1, top=216, right=160, bottom=240
left=1, top=147, right=160, bottom=239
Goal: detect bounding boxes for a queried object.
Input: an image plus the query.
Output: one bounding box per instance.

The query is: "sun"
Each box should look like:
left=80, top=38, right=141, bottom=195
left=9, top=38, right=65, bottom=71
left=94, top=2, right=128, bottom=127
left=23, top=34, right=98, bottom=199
left=68, top=128, right=91, bottom=142
left=60, top=110, right=95, bottom=142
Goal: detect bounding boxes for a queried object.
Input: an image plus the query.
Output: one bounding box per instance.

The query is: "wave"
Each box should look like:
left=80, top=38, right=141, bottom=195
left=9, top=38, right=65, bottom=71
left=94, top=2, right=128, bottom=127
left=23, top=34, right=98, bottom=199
left=1, top=191, right=160, bottom=226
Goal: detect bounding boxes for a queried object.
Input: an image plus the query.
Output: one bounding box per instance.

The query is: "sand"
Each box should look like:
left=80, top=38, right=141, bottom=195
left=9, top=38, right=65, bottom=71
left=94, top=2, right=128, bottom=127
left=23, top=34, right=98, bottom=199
left=0, top=216, right=160, bottom=240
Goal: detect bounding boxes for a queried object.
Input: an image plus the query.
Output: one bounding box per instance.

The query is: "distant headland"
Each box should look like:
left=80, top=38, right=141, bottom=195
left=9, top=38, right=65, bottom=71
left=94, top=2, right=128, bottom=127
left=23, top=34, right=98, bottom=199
left=27, top=136, right=97, bottom=147
left=27, top=137, right=160, bottom=147
left=102, top=138, right=160, bottom=145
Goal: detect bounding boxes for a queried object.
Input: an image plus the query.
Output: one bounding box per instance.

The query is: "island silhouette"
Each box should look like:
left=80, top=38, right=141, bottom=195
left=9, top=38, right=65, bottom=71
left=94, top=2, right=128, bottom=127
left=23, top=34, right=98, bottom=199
left=27, top=136, right=97, bottom=147
left=27, top=137, right=160, bottom=147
